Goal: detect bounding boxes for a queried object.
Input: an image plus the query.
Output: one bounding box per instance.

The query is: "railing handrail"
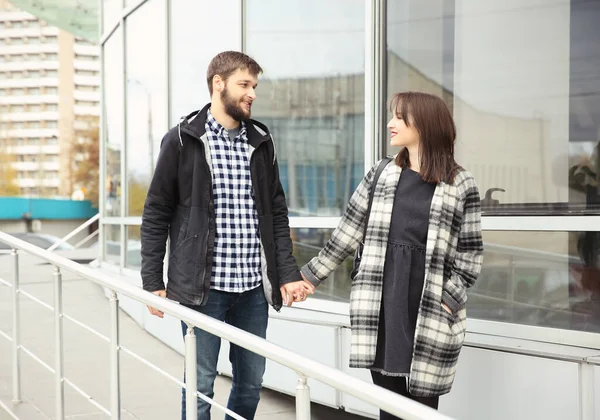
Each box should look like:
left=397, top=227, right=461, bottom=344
left=0, top=231, right=455, bottom=420
left=46, top=213, right=100, bottom=252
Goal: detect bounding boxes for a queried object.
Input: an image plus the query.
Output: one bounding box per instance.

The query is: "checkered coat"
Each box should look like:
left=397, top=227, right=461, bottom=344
left=301, top=158, right=484, bottom=397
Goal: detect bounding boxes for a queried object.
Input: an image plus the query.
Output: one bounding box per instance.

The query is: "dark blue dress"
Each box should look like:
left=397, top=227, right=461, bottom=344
left=371, top=168, right=436, bottom=376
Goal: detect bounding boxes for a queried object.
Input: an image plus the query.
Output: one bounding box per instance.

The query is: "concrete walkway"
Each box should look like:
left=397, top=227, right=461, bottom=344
left=0, top=251, right=367, bottom=419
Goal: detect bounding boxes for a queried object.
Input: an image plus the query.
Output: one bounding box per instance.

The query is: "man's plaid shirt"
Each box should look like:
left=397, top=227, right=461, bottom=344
left=206, top=109, right=262, bottom=292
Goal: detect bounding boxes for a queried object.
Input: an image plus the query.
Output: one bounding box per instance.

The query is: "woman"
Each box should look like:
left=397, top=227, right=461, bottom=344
left=300, top=92, right=483, bottom=419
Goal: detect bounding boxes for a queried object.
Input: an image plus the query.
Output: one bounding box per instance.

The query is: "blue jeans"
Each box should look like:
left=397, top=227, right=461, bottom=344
left=180, top=286, right=268, bottom=420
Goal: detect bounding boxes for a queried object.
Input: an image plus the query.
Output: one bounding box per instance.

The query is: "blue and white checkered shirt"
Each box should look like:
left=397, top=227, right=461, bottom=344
left=206, top=109, right=262, bottom=292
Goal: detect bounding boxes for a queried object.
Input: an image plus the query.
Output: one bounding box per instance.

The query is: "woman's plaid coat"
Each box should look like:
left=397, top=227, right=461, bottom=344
left=301, top=158, right=484, bottom=397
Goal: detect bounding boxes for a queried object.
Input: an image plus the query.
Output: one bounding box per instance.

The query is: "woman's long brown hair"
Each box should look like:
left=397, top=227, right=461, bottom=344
left=391, top=91, right=460, bottom=183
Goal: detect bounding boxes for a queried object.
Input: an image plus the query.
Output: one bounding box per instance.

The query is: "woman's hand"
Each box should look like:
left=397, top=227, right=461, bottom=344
left=442, top=302, right=453, bottom=315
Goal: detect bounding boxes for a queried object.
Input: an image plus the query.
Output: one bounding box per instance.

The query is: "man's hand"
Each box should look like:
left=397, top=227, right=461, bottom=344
left=280, top=279, right=315, bottom=307
left=147, top=290, right=166, bottom=318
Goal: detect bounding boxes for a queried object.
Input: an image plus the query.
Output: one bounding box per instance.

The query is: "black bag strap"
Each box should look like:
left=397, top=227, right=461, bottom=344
left=362, top=157, right=393, bottom=242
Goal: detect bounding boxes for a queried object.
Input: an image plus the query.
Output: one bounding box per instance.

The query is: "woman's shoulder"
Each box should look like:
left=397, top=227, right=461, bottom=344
left=375, top=155, right=396, bottom=168
left=367, top=155, right=396, bottom=178
left=453, top=167, right=479, bottom=193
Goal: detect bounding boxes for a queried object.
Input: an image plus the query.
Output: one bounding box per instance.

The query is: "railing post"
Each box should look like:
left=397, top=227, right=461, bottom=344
left=11, top=249, right=21, bottom=403
left=295, top=374, right=311, bottom=420
left=109, top=290, right=121, bottom=419
left=579, top=362, right=595, bottom=420
left=53, top=266, right=65, bottom=420
left=185, top=323, right=197, bottom=420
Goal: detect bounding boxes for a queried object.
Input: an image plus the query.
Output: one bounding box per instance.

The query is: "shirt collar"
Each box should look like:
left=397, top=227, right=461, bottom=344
left=207, top=108, right=247, bottom=141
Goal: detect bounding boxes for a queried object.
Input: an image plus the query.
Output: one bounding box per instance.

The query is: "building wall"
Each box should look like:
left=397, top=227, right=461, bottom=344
left=58, top=29, right=75, bottom=196
left=0, top=0, right=99, bottom=197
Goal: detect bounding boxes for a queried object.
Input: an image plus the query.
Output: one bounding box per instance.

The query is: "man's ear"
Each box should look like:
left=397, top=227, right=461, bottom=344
left=213, top=75, right=224, bottom=93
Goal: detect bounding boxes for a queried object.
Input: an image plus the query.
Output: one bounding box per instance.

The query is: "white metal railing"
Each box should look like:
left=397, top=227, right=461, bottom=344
left=47, top=213, right=100, bottom=251
left=0, top=231, right=455, bottom=420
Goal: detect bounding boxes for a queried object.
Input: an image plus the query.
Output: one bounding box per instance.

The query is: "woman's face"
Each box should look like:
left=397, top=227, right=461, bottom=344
left=387, top=113, right=420, bottom=148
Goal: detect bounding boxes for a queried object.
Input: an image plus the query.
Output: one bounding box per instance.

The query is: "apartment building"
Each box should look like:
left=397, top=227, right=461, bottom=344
left=0, top=0, right=99, bottom=197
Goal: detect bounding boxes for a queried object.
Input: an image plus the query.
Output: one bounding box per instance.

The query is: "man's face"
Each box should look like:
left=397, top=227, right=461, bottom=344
left=220, top=68, right=258, bottom=122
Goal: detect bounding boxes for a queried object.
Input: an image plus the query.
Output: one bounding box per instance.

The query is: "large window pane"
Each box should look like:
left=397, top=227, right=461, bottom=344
left=471, top=231, right=600, bottom=333
left=292, top=228, right=352, bottom=302
left=103, top=224, right=121, bottom=265
left=125, top=0, right=167, bottom=216
left=247, top=0, right=365, bottom=217
left=386, top=0, right=454, bottom=122
left=125, top=225, right=141, bottom=269
left=170, top=0, right=240, bottom=124
left=386, top=0, right=600, bottom=216
left=104, top=28, right=123, bottom=217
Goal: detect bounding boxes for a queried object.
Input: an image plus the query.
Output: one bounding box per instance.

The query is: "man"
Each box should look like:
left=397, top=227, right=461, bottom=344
left=140, top=51, right=314, bottom=420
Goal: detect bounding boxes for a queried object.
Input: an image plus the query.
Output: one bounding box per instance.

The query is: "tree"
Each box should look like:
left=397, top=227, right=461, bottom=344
left=128, top=177, right=149, bottom=218
left=0, top=150, right=20, bottom=196
left=71, top=116, right=152, bottom=216
left=72, top=116, right=100, bottom=208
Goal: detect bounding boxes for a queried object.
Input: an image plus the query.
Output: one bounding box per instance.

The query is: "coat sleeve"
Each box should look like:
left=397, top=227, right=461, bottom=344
left=299, top=164, right=378, bottom=288
left=442, top=175, right=484, bottom=313
left=140, top=130, right=179, bottom=292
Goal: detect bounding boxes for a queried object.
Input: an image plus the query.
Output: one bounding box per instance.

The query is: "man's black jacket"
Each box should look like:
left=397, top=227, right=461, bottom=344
left=140, top=103, right=300, bottom=310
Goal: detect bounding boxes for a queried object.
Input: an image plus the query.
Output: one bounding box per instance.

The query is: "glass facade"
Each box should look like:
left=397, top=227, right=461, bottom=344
left=291, top=228, right=355, bottom=302
left=386, top=0, right=600, bottom=217
left=125, top=0, right=167, bottom=217
left=170, top=0, right=240, bottom=124
left=99, top=0, right=600, bottom=346
left=246, top=0, right=365, bottom=217
left=104, top=27, right=123, bottom=217
left=476, top=230, right=600, bottom=333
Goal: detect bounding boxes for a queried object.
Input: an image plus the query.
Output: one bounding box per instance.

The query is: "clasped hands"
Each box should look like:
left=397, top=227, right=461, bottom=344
left=279, top=273, right=315, bottom=306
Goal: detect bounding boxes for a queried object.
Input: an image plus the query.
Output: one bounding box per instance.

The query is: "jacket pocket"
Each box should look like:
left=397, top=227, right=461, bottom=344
left=170, top=205, right=191, bottom=252
left=168, top=234, right=198, bottom=285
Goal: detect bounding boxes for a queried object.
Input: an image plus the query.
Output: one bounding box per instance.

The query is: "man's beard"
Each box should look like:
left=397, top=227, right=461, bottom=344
left=221, top=87, right=251, bottom=122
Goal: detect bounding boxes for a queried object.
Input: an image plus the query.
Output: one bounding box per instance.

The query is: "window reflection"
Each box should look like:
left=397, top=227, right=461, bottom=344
left=292, top=228, right=353, bottom=302
left=246, top=0, right=365, bottom=216
left=170, top=0, right=240, bottom=125
left=104, top=224, right=121, bottom=265
left=125, top=0, right=167, bottom=216
left=472, top=231, right=600, bottom=333
left=104, top=28, right=122, bottom=217
left=126, top=225, right=142, bottom=268
left=386, top=0, right=600, bottom=216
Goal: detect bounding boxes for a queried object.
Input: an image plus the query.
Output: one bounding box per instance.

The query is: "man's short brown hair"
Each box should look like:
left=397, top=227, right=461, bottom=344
left=206, top=51, right=263, bottom=96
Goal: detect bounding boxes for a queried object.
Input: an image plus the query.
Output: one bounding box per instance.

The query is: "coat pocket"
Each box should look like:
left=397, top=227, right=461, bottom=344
left=168, top=234, right=198, bottom=285
left=416, top=305, right=464, bottom=382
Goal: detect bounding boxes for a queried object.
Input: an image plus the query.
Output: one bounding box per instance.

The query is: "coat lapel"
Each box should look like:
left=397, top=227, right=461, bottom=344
left=424, top=183, right=444, bottom=272
left=368, top=162, right=402, bottom=231
left=349, top=160, right=400, bottom=366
